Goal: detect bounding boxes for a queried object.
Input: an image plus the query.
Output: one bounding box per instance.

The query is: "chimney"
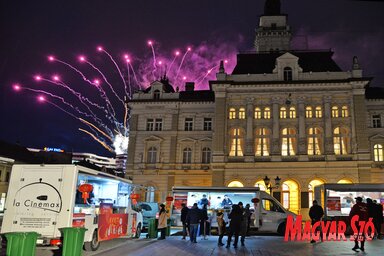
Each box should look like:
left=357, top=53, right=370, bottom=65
left=185, top=82, right=195, bottom=92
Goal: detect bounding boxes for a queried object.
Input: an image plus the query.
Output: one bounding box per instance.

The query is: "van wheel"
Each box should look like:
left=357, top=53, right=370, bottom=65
left=277, top=222, right=286, bottom=236
left=84, top=230, right=100, bottom=251
left=135, top=223, right=142, bottom=238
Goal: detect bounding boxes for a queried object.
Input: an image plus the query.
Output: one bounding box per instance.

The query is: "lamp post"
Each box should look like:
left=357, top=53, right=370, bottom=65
left=263, top=175, right=281, bottom=194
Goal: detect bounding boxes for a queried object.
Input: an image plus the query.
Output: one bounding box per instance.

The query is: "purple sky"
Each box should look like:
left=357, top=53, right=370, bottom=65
left=0, top=0, right=383, bottom=156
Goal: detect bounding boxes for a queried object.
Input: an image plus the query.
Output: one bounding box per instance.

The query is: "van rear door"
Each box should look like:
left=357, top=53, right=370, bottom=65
left=2, top=165, right=65, bottom=238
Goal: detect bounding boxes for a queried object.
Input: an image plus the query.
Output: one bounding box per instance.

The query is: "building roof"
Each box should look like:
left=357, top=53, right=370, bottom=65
left=232, top=50, right=342, bottom=74
left=179, top=90, right=215, bottom=102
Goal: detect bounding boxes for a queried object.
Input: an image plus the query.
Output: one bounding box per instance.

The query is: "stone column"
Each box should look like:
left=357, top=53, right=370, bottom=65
left=298, top=97, right=306, bottom=154
left=271, top=97, right=280, bottom=155
left=245, top=98, right=254, bottom=158
left=323, top=95, right=333, bottom=154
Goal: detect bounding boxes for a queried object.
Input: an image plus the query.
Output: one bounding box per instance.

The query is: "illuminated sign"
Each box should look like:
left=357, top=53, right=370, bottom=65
left=44, top=147, right=64, bottom=153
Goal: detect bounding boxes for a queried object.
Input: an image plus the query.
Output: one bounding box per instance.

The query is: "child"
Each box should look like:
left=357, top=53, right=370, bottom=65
left=217, top=211, right=226, bottom=246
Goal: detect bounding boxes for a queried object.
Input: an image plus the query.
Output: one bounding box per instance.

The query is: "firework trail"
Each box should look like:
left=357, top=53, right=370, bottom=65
left=175, top=47, right=191, bottom=83
left=148, top=40, right=157, bottom=80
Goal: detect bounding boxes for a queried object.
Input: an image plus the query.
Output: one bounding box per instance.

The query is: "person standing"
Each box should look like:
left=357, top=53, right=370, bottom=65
left=181, top=203, right=189, bottom=240
left=226, top=204, right=243, bottom=249
left=199, top=204, right=209, bottom=239
left=157, top=204, right=168, bottom=240
left=373, top=200, right=383, bottom=239
left=245, top=203, right=251, bottom=236
left=216, top=210, right=226, bottom=246
left=349, top=197, right=368, bottom=252
left=366, top=198, right=377, bottom=239
left=186, top=203, right=201, bottom=243
left=239, top=202, right=251, bottom=246
left=309, top=200, right=324, bottom=243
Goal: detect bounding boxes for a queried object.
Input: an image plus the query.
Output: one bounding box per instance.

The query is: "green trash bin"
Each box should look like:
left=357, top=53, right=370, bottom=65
left=147, top=218, right=158, bottom=238
left=59, top=227, right=87, bottom=256
left=4, top=232, right=39, bottom=256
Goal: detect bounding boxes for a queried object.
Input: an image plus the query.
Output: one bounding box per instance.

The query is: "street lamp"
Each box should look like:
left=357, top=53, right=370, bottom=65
left=263, top=176, right=281, bottom=194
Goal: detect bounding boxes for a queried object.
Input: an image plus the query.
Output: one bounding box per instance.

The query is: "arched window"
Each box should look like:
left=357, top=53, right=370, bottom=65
left=202, top=147, right=211, bottom=164
left=341, top=106, right=349, bottom=117
left=229, top=128, right=244, bottom=157
left=254, top=180, right=268, bottom=193
left=308, top=179, right=324, bottom=207
left=289, top=107, right=296, bottom=118
left=153, top=90, right=160, bottom=100
left=255, top=128, right=270, bottom=156
left=332, top=106, right=339, bottom=118
left=306, top=106, right=313, bottom=118
left=228, top=181, right=244, bottom=187
left=282, top=128, right=296, bottom=156
left=283, top=67, right=293, bottom=81
left=333, top=127, right=349, bottom=155
left=264, top=107, right=271, bottom=119
left=280, top=107, right=287, bottom=119
left=183, top=147, right=192, bottom=164
left=282, top=180, right=299, bottom=214
left=308, top=127, right=322, bottom=155
left=374, top=144, right=384, bottom=161
left=315, top=106, right=322, bottom=118
left=147, top=147, right=157, bottom=164
left=229, top=108, right=236, bottom=119
left=239, top=107, right=246, bottom=119
left=337, top=179, right=353, bottom=184
left=254, top=107, right=262, bottom=119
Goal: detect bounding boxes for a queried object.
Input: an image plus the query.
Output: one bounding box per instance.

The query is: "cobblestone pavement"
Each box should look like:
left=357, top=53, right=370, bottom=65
left=92, top=235, right=384, bottom=256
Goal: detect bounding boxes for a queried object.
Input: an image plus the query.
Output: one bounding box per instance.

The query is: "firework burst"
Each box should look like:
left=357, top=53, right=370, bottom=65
left=12, top=40, right=237, bottom=155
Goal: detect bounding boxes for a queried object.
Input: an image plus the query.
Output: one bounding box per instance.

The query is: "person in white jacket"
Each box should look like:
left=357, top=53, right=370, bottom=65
left=157, top=204, right=168, bottom=240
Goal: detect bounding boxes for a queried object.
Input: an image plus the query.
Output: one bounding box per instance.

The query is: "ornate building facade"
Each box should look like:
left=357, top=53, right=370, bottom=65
left=126, top=0, right=384, bottom=216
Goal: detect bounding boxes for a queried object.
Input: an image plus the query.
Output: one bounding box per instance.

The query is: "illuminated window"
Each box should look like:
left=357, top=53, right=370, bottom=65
left=341, top=106, right=349, bottom=117
left=332, top=106, right=339, bottom=118
left=147, top=147, right=157, bottom=163
left=282, top=128, right=296, bottom=156
left=229, top=108, right=236, bottom=119
left=307, top=127, right=322, bottom=155
left=239, top=107, right=246, bottom=119
left=254, top=107, right=262, bottom=119
left=289, top=107, right=296, bottom=118
left=306, top=106, right=313, bottom=118
left=374, top=144, right=384, bottom=161
left=315, top=106, right=322, bottom=118
left=333, top=127, right=349, bottom=155
left=264, top=107, right=271, bottom=119
left=183, top=147, right=192, bottom=164
left=229, top=128, right=244, bottom=156
left=308, top=179, right=324, bottom=207
left=337, top=179, right=353, bottom=184
left=255, top=128, right=270, bottom=156
left=228, top=181, right=244, bottom=187
left=283, top=67, right=293, bottom=81
left=282, top=183, right=290, bottom=209
left=280, top=107, right=287, bottom=119
left=254, top=180, right=267, bottom=193
left=202, top=147, right=211, bottom=164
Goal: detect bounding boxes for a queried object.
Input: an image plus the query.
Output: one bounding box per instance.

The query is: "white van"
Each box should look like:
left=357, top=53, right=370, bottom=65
left=172, top=186, right=296, bottom=235
left=1, top=164, right=143, bottom=251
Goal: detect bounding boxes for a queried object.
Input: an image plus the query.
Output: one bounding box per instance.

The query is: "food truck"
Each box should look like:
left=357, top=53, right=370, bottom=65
left=1, top=164, right=143, bottom=251
left=172, top=186, right=296, bottom=235
left=314, top=183, right=384, bottom=219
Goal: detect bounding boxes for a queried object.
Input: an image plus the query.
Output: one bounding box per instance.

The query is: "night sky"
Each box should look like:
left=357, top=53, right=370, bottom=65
left=0, top=0, right=383, bottom=157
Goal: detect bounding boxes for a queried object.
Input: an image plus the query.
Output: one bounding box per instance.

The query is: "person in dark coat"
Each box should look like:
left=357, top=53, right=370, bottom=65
left=349, top=197, right=369, bottom=252
left=309, top=200, right=324, bottom=243
left=373, top=200, right=383, bottom=239
left=186, top=203, right=201, bottom=243
left=366, top=198, right=376, bottom=239
left=180, top=203, right=189, bottom=240
left=199, top=204, right=209, bottom=239
left=239, top=202, right=251, bottom=246
left=226, top=204, right=243, bottom=249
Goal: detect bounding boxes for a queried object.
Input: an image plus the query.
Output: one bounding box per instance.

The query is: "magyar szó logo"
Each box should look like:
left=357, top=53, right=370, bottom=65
left=284, top=215, right=375, bottom=242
